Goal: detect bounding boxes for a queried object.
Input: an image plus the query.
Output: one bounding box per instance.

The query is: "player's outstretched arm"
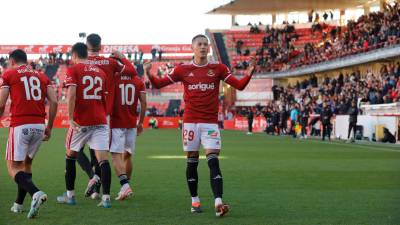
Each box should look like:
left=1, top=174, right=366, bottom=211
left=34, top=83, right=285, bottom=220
left=66, top=86, right=80, bottom=131
left=137, top=92, right=147, bottom=136
left=144, top=62, right=173, bottom=89
left=0, top=87, right=9, bottom=116
left=44, top=86, right=58, bottom=141
left=224, top=57, right=256, bottom=91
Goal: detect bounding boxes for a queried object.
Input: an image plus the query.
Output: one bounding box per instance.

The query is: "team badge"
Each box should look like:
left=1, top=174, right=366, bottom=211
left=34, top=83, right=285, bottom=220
left=208, top=130, right=218, bottom=137
left=207, top=70, right=215, bottom=77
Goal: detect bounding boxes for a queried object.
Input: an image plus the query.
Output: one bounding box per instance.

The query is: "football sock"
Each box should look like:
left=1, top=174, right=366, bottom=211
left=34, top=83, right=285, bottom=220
left=207, top=153, right=223, bottom=199
left=15, top=172, right=31, bottom=204
left=215, top=197, right=223, bottom=207
left=99, top=160, right=111, bottom=195
left=77, top=148, right=94, bottom=178
left=191, top=196, right=200, bottom=204
left=90, top=148, right=101, bottom=177
left=14, top=171, right=39, bottom=197
left=186, top=157, right=199, bottom=197
left=65, top=155, right=76, bottom=191
left=118, top=174, right=129, bottom=186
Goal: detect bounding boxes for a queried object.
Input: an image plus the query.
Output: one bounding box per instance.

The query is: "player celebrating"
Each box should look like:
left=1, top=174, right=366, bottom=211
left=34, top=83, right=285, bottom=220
left=57, top=43, right=113, bottom=208
left=0, top=49, right=58, bottom=219
left=109, top=58, right=146, bottom=200
left=144, top=34, right=255, bottom=217
left=77, top=33, right=135, bottom=199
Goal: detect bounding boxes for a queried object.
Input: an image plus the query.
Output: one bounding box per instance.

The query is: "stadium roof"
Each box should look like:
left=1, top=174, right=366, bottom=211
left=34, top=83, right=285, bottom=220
left=207, top=0, right=373, bottom=15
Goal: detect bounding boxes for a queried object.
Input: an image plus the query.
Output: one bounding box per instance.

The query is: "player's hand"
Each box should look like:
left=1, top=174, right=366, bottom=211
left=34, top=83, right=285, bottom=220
left=137, top=123, right=143, bottom=136
left=143, top=61, right=152, bottom=75
left=68, top=119, right=81, bottom=132
left=248, top=56, right=257, bottom=75
left=110, top=51, right=125, bottom=59
left=43, top=127, right=52, bottom=141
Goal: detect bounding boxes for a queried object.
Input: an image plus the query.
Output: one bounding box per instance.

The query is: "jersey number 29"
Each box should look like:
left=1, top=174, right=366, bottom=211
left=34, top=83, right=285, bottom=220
left=20, top=76, right=41, bottom=101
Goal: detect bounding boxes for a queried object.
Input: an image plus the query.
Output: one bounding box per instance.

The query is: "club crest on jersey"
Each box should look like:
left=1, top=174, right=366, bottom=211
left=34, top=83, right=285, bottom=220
left=208, top=130, right=218, bottom=137
left=207, top=70, right=215, bottom=77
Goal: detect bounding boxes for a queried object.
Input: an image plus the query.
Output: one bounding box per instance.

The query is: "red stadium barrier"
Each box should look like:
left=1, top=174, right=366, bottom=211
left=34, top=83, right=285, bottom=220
left=0, top=44, right=193, bottom=54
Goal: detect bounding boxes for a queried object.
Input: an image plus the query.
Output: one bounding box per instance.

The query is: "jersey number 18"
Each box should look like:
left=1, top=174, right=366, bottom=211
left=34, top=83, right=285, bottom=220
left=21, top=76, right=41, bottom=101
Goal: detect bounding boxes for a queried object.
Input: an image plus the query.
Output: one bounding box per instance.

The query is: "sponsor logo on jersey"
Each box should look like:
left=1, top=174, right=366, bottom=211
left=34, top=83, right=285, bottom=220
left=208, top=130, right=218, bottom=137
left=207, top=70, right=215, bottom=77
left=188, top=82, right=215, bottom=91
left=188, top=72, right=194, bottom=77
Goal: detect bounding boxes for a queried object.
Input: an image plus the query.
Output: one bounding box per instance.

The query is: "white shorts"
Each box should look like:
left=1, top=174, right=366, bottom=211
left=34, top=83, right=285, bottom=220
left=110, top=128, right=137, bottom=154
left=65, top=125, right=110, bottom=151
left=182, top=123, right=221, bottom=151
left=5, top=124, right=45, bottom=161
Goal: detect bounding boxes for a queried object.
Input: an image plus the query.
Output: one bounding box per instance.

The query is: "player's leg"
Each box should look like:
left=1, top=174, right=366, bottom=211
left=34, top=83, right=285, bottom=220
left=124, top=152, right=132, bottom=180
left=58, top=127, right=88, bottom=205
left=201, top=123, right=229, bottom=217
left=8, top=124, right=47, bottom=219
left=84, top=147, right=101, bottom=199
left=183, top=123, right=202, bottom=213
left=76, top=146, right=95, bottom=179
left=89, top=125, right=112, bottom=208
left=110, top=128, right=132, bottom=200
left=12, top=155, right=33, bottom=213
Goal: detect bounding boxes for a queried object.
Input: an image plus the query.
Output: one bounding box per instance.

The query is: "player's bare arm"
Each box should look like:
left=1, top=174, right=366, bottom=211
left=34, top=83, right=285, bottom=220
left=0, top=87, right=10, bottom=116
left=43, top=86, right=58, bottom=141
left=137, top=92, right=147, bottom=136
left=66, top=86, right=80, bottom=131
left=224, top=57, right=256, bottom=91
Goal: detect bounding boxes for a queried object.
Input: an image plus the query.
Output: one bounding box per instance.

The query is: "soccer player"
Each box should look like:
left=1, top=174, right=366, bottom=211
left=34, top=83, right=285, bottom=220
left=77, top=33, right=135, bottom=199
left=0, top=49, right=58, bottom=218
left=57, top=43, right=112, bottom=208
left=144, top=34, right=255, bottom=217
left=109, top=58, right=146, bottom=200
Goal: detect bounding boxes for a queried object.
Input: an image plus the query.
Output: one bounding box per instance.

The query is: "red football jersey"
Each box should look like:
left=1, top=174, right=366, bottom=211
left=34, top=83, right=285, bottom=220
left=0, top=65, right=50, bottom=127
left=86, top=56, right=125, bottom=115
left=166, top=62, right=231, bottom=123
left=65, top=63, right=107, bottom=126
left=110, top=70, right=145, bottom=129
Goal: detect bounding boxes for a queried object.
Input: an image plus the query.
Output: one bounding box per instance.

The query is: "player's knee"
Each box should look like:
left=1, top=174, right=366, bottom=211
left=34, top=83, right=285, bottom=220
left=66, top=149, right=78, bottom=158
left=186, top=151, right=199, bottom=159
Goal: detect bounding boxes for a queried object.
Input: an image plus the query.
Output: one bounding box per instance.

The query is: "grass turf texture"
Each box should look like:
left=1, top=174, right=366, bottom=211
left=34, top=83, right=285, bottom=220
left=0, top=129, right=399, bottom=225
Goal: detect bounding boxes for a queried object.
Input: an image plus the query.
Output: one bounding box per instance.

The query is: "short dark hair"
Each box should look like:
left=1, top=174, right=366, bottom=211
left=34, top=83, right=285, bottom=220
left=86, top=33, right=102, bottom=51
left=71, top=42, right=88, bottom=59
left=9, top=49, right=27, bottom=64
left=192, top=34, right=208, bottom=43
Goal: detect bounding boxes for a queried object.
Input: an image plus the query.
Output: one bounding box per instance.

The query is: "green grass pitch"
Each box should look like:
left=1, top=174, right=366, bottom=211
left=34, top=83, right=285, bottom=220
left=0, top=128, right=399, bottom=225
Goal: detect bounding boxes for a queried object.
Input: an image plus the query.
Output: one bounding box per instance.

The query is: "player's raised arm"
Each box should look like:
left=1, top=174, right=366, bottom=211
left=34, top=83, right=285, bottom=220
left=44, top=85, right=58, bottom=141
left=144, top=62, right=175, bottom=89
left=111, top=50, right=136, bottom=75
left=223, top=57, right=256, bottom=91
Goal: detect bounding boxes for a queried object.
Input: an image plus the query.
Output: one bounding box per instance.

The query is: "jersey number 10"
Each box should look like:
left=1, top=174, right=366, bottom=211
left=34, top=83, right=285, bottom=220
left=119, top=83, right=135, bottom=105
left=20, top=76, right=41, bottom=101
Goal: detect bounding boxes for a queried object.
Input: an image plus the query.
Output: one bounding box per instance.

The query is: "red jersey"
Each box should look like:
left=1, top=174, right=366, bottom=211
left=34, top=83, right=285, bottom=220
left=110, top=69, right=145, bottom=129
left=0, top=65, right=50, bottom=127
left=148, top=61, right=252, bottom=124
left=65, top=63, right=107, bottom=126
left=86, top=56, right=130, bottom=115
